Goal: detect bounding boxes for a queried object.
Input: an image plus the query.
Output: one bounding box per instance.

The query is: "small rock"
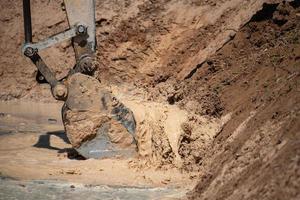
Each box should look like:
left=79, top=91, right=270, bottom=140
left=229, top=31, right=236, bottom=39
left=18, top=184, right=26, bottom=187
left=48, top=118, right=57, bottom=124
left=161, top=178, right=171, bottom=184
left=59, top=169, right=81, bottom=175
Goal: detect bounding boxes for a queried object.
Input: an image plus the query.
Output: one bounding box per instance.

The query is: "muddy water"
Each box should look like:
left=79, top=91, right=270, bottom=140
left=0, top=178, right=185, bottom=200
left=0, top=101, right=195, bottom=199
left=0, top=101, right=64, bottom=134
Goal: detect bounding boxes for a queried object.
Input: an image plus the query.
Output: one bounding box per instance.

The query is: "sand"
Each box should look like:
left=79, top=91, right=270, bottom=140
left=0, top=0, right=299, bottom=199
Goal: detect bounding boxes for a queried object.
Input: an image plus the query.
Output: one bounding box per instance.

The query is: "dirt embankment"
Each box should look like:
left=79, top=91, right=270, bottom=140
left=185, top=2, right=300, bottom=199
left=0, top=0, right=299, bottom=199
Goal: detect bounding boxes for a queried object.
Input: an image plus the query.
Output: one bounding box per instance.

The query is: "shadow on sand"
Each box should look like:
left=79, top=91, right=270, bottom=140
left=33, top=131, right=85, bottom=160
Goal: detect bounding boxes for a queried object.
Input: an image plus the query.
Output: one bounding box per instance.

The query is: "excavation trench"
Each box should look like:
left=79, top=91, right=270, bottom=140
left=1, top=0, right=299, bottom=199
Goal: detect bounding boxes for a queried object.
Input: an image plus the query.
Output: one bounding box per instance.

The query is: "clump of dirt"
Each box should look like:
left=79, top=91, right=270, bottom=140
left=122, top=99, right=189, bottom=168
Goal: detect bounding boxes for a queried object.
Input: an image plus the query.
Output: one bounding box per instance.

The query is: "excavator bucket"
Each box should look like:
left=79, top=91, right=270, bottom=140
left=62, top=73, right=137, bottom=159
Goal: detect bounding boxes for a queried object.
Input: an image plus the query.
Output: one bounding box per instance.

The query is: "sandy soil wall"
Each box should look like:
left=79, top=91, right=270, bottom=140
left=0, top=0, right=299, bottom=199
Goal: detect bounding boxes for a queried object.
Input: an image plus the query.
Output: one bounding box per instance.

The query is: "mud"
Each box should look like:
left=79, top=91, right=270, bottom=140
left=0, top=101, right=197, bottom=190
left=123, top=99, right=229, bottom=169
left=0, top=0, right=300, bottom=199
left=0, top=178, right=187, bottom=200
left=63, top=76, right=229, bottom=169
